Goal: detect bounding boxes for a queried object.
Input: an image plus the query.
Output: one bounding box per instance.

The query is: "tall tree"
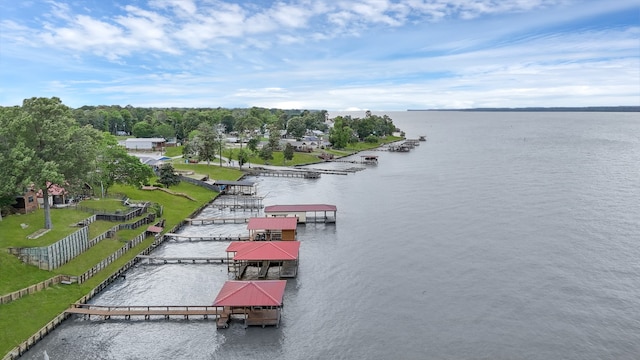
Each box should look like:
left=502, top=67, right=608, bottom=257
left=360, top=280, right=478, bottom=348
left=0, top=106, right=32, bottom=221
left=94, top=133, right=154, bottom=195
left=258, top=145, right=273, bottom=164
left=11, top=97, right=101, bottom=229
left=286, top=116, right=306, bottom=139
left=192, top=123, right=219, bottom=165
left=267, top=124, right=281, bottom=150
left=132, top=121, right=154, bottom=137
left=283, top=143, right=294, bottom=165
left=157, top=164, right=180, bottom=188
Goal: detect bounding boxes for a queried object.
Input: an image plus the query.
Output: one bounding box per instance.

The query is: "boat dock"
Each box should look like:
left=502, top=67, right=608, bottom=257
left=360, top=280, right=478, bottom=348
left=136, top=255, right=230, bottom=264
left=164, top=233, right=250, bottom=241
left=247, top=168, right=321, bottom=178
left=185, top=217, right=252, bottom=225
left=66, top=304, right=223, bottom=320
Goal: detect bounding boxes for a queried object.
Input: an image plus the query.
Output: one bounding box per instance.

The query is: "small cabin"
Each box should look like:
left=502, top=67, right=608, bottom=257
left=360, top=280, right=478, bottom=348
left=14, top=188, right=38, bottom=214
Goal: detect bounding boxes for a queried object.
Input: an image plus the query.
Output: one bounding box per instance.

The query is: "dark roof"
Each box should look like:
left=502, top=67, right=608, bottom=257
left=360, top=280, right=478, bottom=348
left=213, top=180, right=256, bottom=186
left=264, top=204, right=337, bottom=212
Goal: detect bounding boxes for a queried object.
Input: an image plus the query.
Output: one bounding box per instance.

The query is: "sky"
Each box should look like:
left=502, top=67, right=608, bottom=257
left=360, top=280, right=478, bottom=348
left=0, top=0, right=638, bottom=110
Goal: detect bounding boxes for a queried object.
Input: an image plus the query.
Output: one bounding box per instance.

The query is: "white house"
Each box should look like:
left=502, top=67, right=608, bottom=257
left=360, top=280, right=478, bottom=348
left=124, top=138, right=166, bottom=150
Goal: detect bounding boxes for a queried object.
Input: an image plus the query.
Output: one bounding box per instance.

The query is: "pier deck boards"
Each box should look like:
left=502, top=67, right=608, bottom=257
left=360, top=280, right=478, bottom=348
left=66, top=304, right=223, bottom=320
left=137, top=255, right=229, bottom=264
left=185, top=217, right=252, bottom=225
left=165, top=233, right=250, bottom=241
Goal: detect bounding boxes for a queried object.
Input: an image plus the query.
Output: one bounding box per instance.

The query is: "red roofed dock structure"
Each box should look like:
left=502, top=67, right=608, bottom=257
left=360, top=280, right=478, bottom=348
left=247, top=217, right=298, bottom=240
left=213, top=280, right=287, bottom=328
left=264, top=204, right=337, bottom=223
left=226, top=241, right=301, bottom=279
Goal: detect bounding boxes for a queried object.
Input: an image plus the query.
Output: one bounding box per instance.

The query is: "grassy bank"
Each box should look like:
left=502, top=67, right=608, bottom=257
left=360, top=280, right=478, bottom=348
left=0, top=167, right=243, bottom=357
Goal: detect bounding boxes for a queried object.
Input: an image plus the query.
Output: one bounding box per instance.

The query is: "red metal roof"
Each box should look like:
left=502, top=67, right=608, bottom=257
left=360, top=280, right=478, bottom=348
left=264, top=204, right=337, bottom=212
left=247, top=217, right=298, bottom=230
left=232, top=241, right=300, bottom=261
left=226, top=241, right=252, bottom=252
left=213, top=280, right=287, bottom=307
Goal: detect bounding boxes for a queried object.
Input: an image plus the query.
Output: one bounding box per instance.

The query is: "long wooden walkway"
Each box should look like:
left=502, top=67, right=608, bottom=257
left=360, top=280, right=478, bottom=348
left=185, top=217, right=252, bottom=225
left=137, top=255, right=230, bottom=264
left=165, top=233, right=250, bottom=241
left=247, top=168, right=321, bottom=178
left=66, top=304, right=223, bottom=320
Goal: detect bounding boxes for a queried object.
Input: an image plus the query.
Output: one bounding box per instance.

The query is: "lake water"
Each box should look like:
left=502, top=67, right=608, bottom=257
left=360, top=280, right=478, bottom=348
left=20, top=111, right=640, bottom=360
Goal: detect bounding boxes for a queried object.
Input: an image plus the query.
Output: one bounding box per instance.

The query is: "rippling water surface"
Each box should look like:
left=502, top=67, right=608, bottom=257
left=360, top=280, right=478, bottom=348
left=21, top=111, right=640, bottom=360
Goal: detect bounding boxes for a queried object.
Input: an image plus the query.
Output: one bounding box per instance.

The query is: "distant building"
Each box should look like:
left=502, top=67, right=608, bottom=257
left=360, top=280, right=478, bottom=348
left=124, top=138, right=166, bottom=151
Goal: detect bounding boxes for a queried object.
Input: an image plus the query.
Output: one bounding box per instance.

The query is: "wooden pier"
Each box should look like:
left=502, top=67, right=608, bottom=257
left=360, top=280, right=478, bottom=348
left=66, top=304, right=223, bottom=320
left=164, top=233, right=250, bottom=241
left=214, top=195, right=264, bottom=211
left=297, top=167, right=361, bottom=175
left=185, top=217, right=252, bottom=225
left=136, top=255, right=230, bottom=264
left=247, top=168, right=321, bottom=178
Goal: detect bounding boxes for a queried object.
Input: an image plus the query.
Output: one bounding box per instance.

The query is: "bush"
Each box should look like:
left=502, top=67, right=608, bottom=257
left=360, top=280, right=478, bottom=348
left=365, top=135, right=379, bottom=143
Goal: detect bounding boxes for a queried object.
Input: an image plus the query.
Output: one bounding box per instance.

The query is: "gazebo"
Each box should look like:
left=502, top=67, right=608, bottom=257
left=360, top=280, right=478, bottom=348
left=213, top=280, right=287, bottom=328
left=226, top=241, right=301, bottom=279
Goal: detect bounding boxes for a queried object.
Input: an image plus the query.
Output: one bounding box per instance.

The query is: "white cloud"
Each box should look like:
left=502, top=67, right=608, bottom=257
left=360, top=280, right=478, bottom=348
left=0, top=0, right=638, bottom=109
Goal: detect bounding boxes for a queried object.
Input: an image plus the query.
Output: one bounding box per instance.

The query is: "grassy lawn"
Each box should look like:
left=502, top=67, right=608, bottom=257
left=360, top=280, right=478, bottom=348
left=0, top=175, right=241, bottom=357
left=0, top=253, right=54, bottom=294
left=163, top=145, right=183, bottom=157
left=172, top=162, right=243, bottom=180
left=0, top=208, right=93, bottom=248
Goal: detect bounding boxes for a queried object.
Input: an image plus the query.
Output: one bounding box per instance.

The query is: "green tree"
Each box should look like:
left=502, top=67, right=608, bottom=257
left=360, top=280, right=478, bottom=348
left=94, top=133, right=154, bottom=195
left=132, top=121, right=154, bottom=137
left=329, top=117, right=353, bottom=149
left=0, top=106, right=32, bottom=221
left=192, top=123, right=219, bottom=165
left=286, top=116, right=306, bottom=139
left=267, top=124, right=281, bottom=150
left=258, top=145, right=273, bottom=164
left=10, top=97, right=101, bottom=229
left=154, top=123, right=175, bottom=140
left=283, top=143, right=294, bottom=165
left=247, top=137, right=259, bottom=153
left=157, top=163, right=180, bottom=188
left=237, top=148, right=250, bottom=169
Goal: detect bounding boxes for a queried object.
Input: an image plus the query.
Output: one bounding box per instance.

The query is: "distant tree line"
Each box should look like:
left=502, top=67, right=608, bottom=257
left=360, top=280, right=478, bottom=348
left=71, top=105, right=330, bottom=141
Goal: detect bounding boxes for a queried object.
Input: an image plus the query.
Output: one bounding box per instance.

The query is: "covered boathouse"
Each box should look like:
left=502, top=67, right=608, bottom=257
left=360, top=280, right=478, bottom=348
left=264, top=204, right=337, bottom=223
left=212, top=179, right=257, bottom=195
left=247, top=217, right=298, bottom=240
left=226, top=241, right=301, bottom=279
left=213, top=280, right=287, bottom=328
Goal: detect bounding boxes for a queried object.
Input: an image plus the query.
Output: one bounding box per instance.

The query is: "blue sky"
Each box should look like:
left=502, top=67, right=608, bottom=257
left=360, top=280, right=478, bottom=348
left=0, top=0, right=638, bottom=110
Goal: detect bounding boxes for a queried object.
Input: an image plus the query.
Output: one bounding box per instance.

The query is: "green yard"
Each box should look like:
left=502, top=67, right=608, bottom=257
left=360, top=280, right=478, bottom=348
left=0, top=176, right=237, bottom=357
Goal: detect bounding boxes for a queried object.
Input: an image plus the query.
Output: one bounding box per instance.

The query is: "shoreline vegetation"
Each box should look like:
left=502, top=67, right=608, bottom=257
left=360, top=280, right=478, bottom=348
left=0, top=136, right=401, bottom=358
